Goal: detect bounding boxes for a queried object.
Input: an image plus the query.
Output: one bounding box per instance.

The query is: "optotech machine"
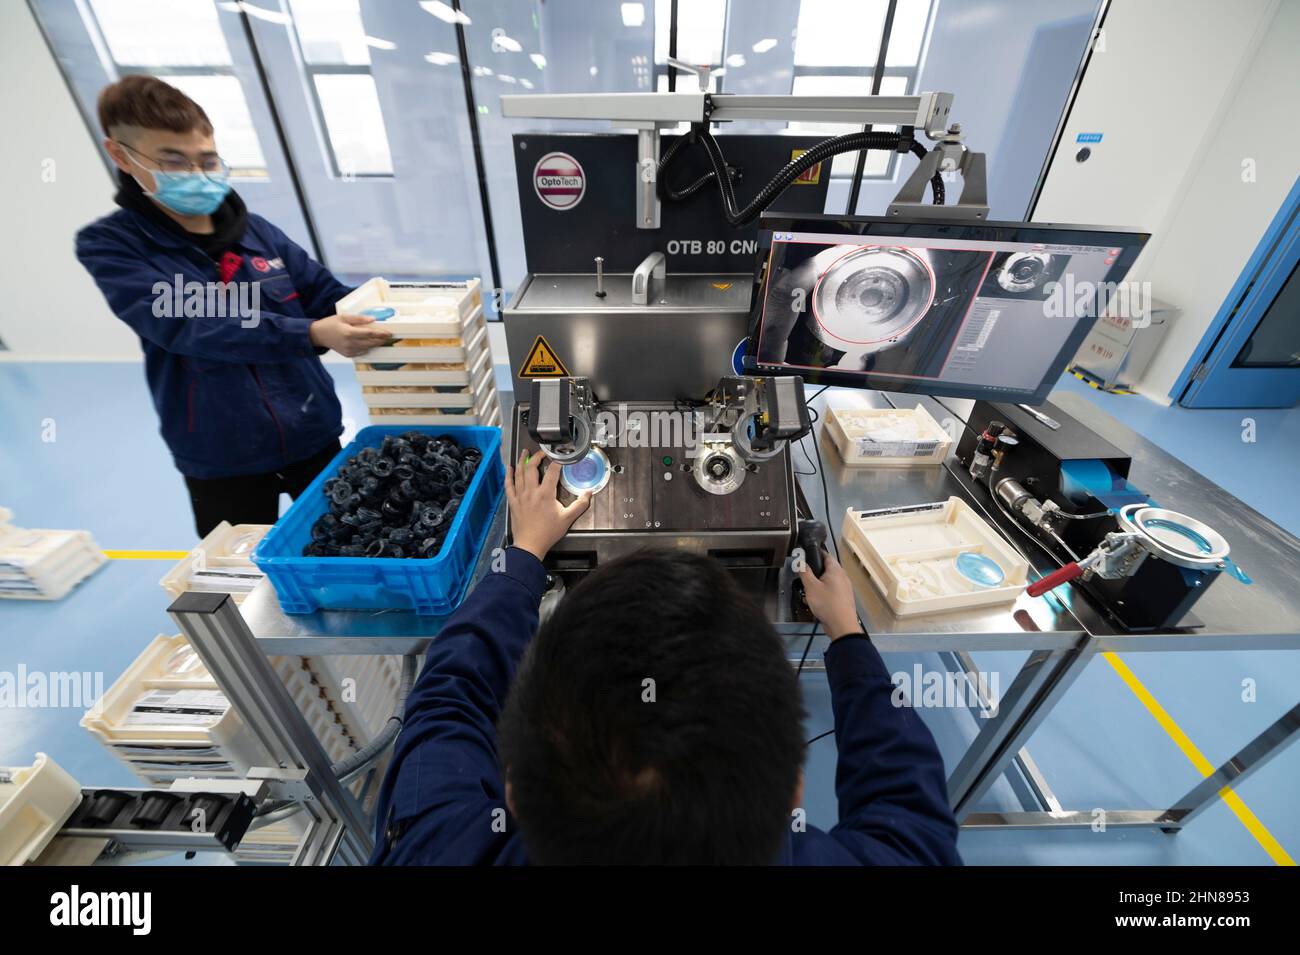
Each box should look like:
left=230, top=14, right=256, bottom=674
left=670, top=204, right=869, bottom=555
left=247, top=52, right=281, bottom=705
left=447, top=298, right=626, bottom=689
left=499, top=87, right=984, bottom=597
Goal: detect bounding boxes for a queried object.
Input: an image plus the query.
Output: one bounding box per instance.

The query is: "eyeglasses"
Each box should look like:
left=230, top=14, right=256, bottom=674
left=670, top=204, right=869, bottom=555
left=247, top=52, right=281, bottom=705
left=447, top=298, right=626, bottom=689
left=117, top=140, right=230, bottom=179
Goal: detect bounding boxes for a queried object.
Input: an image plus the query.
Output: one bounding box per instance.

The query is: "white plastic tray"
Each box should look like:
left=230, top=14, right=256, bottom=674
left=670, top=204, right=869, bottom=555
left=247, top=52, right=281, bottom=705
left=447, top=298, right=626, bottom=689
left=82, top=635, right=393, bottom=860
left=841, top=497, right=1028, bottom=616
left=0, top=549, right=105, bottom=600
left=160, top=522, right=270, bottom=602
left=0, top=753, right=82, bottom=866
left=335, top=277, right=483, bottom=337
left=356, top=311, right=486, bottom=363
left=361, top=362, right=496, bottom=410
left=354, top=332, right=492, bottom=386
left=367, top=405, right=501, bottom=427
left=364, top=381, right=500, bottom=424
left=0, top=522, right=105, bottom=600
left=824, top=403, right=952, bottom=467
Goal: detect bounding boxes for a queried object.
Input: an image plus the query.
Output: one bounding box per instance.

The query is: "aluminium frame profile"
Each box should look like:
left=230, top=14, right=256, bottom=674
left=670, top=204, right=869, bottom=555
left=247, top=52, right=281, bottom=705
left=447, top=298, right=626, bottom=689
left=167, top=591, right=375, bottom=866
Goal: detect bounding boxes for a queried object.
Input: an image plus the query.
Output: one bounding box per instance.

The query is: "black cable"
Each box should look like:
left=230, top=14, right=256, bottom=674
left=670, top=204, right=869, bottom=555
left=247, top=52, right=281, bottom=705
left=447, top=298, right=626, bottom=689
left=909, top=140, right=945, bottom=205
left=795, top=626, right=817, bottom=679
left=450, top=0, right=502, bottom=297
left=846, top=0, right=899, bottom=214
left=795, top=437, right=817, bottom=477
left=811, top=410, right=841, bottom=562
left=805, top=387, right=873, bottom=640
left=794, top=384, right=829, bottom=476
left=806, top=727, right=835, bottom=747
left=658, top=127, right=943, bottom=227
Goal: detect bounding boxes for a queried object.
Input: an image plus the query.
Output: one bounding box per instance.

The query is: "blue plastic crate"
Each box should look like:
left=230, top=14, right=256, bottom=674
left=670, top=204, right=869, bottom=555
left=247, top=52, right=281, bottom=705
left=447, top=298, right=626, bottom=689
left=252, top=425, right=504, bottom=615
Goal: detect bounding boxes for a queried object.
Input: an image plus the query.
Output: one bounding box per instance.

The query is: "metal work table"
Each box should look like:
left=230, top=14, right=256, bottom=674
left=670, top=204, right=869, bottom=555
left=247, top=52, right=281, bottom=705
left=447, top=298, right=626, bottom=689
left=177, top=386, right=1300, bottom=861
left=794, top=386, right=1300, bottom=828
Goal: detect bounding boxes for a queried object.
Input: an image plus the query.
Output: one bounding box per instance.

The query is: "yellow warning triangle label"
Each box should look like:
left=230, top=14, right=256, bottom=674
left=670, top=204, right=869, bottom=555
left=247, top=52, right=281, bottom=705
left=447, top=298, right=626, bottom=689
left=518, top=335, right=570, bottom=378
left=712, top=281, right=733, bottom=290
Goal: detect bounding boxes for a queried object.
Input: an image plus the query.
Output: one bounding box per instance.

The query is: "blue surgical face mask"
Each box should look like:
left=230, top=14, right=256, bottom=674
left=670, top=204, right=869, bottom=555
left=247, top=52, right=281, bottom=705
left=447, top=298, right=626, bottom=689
left=128, top=152, right=231, bottom=216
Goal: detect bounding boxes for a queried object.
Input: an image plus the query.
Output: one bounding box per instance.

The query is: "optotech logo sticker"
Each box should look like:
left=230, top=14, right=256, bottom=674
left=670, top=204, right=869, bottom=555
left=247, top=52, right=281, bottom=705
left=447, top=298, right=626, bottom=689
left=533, top=151, right=585, bottom=210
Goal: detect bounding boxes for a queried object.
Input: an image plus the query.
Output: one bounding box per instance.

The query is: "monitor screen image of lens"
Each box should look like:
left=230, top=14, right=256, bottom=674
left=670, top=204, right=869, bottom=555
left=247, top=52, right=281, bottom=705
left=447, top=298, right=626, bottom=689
left=748, top=217, right=1147, bottom=403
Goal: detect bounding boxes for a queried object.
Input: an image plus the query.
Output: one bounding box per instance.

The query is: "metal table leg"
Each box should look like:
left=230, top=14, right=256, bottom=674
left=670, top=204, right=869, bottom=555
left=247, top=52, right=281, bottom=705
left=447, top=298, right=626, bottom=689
left=957, top=671, right=1300, bottom=834
left=945, top=650, right=1064, bottom=813
left=947, top=639, right=1091, bottom=817
left=1156, top=699, right=1300, bottom=828
left=168, top=591, right=375, bottom=865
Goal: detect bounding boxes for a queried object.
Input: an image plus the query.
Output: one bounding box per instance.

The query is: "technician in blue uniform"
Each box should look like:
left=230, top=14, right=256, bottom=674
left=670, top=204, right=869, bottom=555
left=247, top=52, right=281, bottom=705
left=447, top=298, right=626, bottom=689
left=77, top=75, right=391, bottom=536
left=372, top=454, right=962, bottom=865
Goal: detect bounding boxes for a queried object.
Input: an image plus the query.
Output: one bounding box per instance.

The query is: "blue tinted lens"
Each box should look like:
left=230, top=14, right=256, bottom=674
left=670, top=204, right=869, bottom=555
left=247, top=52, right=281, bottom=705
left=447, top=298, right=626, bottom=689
left=562, top=449, right=608, bottom=492
left=1144, top=518, right=1212, bottom=553
left=955, top=551, right=1005, bottom=587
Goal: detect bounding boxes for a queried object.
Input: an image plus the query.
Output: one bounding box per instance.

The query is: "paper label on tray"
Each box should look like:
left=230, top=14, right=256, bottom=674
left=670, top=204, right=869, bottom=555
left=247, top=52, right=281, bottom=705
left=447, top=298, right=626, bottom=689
left=855, top=438, right=940, bottom=458
left=125, top=689, right=229, bottom=727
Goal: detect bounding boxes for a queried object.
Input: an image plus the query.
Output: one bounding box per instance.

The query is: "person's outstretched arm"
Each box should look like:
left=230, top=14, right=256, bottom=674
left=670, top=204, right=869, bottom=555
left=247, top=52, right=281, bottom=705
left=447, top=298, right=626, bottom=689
left=799, top=551, right=962, bottom=865
left=371, top=454, right=590, bottom=865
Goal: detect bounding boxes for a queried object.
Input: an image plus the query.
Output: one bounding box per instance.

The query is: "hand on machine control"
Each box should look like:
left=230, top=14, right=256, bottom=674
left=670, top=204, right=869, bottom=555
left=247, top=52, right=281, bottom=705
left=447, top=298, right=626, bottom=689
left=508, top=452, right=592, bottom=562
left=309, top=313, right=394, bottom=357
left=798, top=550, right=861, bottom=641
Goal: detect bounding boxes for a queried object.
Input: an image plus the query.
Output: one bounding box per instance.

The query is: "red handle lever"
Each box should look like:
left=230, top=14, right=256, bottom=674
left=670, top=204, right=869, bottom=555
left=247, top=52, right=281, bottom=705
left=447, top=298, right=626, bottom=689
left=1026, top=562, right=1084, bottom=598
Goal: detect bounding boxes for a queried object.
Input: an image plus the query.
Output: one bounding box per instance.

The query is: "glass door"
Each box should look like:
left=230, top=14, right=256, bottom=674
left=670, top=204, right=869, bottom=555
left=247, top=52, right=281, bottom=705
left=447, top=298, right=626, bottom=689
left=1179, top=177, right=1300, bottom=409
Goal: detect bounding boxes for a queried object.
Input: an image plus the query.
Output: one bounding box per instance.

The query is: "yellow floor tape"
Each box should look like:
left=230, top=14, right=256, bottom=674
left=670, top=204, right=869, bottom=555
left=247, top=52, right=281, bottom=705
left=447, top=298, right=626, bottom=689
left=102, top=550, right=190, bottom=560
left=1103, top=652, right=1294, bottom=865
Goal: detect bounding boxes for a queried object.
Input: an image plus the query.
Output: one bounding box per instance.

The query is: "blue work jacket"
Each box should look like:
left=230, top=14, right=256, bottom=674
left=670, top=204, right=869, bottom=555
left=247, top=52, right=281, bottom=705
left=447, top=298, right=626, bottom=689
left=370, top=547, right=963, bottom=866
left=76, top=207, right=350, bottom=478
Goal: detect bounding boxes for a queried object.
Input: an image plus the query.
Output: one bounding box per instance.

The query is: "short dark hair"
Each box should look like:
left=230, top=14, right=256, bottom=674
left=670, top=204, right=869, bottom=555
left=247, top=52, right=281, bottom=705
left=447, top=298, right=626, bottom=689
left=97, top=75, right=213, bottom=139
left=497, top=550, right=806, bottom=864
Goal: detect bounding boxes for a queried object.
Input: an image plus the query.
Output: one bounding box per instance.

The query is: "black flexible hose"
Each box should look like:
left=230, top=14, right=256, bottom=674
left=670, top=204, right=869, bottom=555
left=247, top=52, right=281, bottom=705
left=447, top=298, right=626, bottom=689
left=663, top=168, right=725, bottom=201
left=908, top=139, right=945, bottom=205
left=657, top=126, right=944, bottom=226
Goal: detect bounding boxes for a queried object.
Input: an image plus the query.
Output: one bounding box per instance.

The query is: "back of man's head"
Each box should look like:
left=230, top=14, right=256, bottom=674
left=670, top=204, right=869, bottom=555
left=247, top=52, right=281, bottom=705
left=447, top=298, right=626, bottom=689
left=498, top=549, right=806, bottom=865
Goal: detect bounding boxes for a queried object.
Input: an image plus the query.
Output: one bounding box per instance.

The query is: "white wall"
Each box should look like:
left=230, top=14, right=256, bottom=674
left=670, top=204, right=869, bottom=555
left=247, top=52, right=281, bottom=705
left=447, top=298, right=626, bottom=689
left=0, top=2, right=139, bottom=360
left=1033, top=0, right=1295, bottom=403
left=1132, top=0, right=1300, bottom=400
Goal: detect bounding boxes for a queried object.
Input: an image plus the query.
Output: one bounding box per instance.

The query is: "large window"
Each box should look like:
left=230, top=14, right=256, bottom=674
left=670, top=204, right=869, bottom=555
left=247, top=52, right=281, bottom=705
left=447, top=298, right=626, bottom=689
left=649, top=0, right=934, bottom=182
left=653, top=0, right=726, bottom=92
left=286, top=0, right=396, bottom=177
left=789, top=0, right=932, bottom=179
left=84, top=0, right=269, bottom=177
left=34, top=0, right=1103, bottom=296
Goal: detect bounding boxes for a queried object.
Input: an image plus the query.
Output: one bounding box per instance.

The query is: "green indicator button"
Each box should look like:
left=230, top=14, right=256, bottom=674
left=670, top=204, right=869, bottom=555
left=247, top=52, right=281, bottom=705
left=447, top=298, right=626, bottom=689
left=662, top=455, right=673, bottom=467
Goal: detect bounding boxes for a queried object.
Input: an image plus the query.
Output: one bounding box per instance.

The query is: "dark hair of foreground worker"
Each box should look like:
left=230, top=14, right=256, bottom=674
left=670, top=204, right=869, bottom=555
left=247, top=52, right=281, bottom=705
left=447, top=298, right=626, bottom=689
left=497, top=549, right=807, bottom=865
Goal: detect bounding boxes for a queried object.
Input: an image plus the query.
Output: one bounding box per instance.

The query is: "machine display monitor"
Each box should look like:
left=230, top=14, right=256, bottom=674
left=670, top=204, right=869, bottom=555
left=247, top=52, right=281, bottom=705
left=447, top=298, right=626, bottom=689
left=745, top=214, right=1149, bottom=403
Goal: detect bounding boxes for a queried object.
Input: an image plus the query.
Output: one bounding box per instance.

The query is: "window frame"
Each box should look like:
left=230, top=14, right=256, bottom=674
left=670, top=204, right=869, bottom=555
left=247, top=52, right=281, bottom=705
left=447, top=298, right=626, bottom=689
left=298, top=61, right=395, bottom=180
left=78, top=0, right=271, bottom=179
left=282, top=0, right=396, bottom=181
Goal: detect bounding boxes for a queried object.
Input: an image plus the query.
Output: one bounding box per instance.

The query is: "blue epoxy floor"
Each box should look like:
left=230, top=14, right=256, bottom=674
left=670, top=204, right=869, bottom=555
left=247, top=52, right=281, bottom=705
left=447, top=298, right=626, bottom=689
left=1, top=361, right=1296, bottom=865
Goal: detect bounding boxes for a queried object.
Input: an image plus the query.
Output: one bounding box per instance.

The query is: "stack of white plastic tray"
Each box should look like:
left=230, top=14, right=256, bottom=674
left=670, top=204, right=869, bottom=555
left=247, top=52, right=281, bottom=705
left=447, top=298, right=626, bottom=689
left=309, top=654, right=404, bottom=742
left=0, top=508, right=105, bottom=601
left=841, top=498, right=1029, bottom=616
left=82, top=634, right=396, bottom=862
left=158, top=523, right=402, bottom=783
left=339, top=277, right=501, bottom=428
left=160, top=521, right=270, bottom=605
left=0, top=753, right=82, bottom=866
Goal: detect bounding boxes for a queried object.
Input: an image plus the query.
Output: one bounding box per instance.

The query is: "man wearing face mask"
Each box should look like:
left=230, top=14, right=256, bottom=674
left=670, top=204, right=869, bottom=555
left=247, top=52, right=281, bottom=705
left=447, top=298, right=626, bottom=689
left=76, top=75, right=392, bottom=537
